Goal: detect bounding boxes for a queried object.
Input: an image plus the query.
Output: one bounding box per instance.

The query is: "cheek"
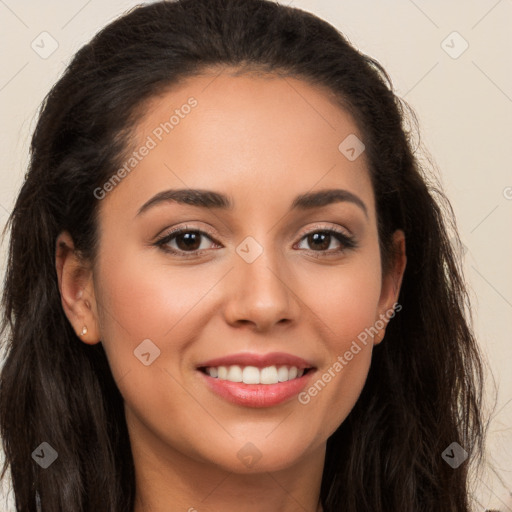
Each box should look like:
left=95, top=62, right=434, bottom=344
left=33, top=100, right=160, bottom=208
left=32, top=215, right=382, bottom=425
left=92, top=249, right=219, bottom=442
left=298, top=251, right=383, bottom=343
left=292, top=253, right=382, bottom=435
left=93, top=244, right=219, bottom=382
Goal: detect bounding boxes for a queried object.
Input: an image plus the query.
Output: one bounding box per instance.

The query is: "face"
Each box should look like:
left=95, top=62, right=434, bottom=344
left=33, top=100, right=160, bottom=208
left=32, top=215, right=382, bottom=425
left=57, top=69, right=405, bottom=476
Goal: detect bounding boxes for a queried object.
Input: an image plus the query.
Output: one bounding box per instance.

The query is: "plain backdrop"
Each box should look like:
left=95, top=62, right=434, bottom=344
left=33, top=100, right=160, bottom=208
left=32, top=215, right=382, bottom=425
left=0, top=1, right=511, bottom=510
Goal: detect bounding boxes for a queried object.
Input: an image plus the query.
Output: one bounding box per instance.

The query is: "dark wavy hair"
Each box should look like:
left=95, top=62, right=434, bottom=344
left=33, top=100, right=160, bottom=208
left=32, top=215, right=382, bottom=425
left=0, top=0, right=488, bottom=510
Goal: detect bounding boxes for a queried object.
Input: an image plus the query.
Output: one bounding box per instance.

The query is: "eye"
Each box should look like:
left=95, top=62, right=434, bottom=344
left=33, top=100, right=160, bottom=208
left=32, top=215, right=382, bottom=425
left=295, top=228, right=356, bottom=256
left=154, top=226, right=219, bottom=257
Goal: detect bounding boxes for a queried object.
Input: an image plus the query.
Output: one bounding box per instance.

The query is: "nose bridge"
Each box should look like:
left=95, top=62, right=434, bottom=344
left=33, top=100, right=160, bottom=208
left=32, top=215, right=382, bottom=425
left=223, top=232, right=298, bottom=329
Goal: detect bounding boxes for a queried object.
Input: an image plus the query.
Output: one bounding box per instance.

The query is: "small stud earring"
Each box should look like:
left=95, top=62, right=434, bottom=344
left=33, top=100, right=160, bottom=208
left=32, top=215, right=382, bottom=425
left=80, top=326, right=88, bottom=336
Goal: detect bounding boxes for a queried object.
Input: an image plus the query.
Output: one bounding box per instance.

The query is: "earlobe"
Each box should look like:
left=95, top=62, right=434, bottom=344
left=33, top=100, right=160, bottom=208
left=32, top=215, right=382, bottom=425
left=55, top=231, right=101, bottom=345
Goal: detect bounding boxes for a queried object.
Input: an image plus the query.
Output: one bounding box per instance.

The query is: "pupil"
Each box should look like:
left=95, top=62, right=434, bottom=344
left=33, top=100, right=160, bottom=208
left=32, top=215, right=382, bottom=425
left=310, top=232, right=329, bottom=250
left=177, top=232, right=201, bottom=251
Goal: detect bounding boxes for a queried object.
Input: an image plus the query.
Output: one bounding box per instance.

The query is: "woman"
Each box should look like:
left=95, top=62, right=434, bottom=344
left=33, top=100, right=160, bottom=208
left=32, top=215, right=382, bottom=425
left=0, top=0, right=487, bottom=510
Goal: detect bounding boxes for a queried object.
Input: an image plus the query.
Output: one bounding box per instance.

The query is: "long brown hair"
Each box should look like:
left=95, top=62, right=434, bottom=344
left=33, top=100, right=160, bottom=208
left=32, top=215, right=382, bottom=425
left=1, top=0, right=487, bottom=510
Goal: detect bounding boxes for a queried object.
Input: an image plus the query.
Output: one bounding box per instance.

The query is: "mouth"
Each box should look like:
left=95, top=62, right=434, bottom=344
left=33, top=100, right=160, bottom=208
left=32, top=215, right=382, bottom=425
left=195, top=352, right=317, bottom=408
left=197, top=364, right=314, bottom=384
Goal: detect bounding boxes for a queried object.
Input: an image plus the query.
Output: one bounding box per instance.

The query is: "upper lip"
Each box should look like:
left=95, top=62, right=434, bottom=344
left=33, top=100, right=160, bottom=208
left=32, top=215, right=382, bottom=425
left=196, top=352, right=316, bottom=370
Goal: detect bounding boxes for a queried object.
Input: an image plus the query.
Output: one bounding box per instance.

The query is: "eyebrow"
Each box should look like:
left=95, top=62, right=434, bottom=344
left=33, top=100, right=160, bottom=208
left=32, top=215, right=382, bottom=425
left=136, top=188, right=368, bottom=217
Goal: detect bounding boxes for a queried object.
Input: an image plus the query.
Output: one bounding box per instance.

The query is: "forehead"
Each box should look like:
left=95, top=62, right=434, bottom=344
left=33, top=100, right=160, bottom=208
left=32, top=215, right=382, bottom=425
left=99, top=70, right=375, bottom=221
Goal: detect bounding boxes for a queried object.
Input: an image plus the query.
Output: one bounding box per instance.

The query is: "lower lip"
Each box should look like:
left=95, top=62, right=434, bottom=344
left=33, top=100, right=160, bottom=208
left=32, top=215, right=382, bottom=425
left=198, top=370, right=315, bottom=408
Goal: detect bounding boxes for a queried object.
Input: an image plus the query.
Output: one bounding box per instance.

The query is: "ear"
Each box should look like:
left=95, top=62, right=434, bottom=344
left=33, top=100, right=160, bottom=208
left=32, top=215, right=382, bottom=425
left=373, top=229, right=406, bottom=345
left=55, top=231, right=101, bottom=345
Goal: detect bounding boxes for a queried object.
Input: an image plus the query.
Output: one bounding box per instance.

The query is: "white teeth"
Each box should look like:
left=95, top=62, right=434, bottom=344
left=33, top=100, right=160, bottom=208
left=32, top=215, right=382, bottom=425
left=204, top=364, right=306, bottom=384
left=260, top=366, right=279, bottom=384
left=242, top=366, right=260, bottom=384
left=226, top=365, right=243, bottom=382
left=217, top=366, right=228, bottom=379
left=277, top=366, right=289, bottom=382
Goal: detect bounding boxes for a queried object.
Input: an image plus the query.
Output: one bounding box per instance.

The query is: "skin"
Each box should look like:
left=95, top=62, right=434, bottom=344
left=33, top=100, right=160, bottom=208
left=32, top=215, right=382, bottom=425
left=56, top=69, right=406, bottom=512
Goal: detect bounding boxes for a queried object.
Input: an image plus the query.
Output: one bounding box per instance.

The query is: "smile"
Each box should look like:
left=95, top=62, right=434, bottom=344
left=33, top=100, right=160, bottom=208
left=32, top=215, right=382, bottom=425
left=196, top=354, right=317, bottom=407
left=199, top=364, right=310, bottom=384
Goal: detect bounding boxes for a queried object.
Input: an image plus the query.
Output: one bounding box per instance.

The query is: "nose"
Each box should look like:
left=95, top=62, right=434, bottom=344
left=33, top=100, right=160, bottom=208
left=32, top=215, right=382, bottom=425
left=222, top=240, right=300, bottom=332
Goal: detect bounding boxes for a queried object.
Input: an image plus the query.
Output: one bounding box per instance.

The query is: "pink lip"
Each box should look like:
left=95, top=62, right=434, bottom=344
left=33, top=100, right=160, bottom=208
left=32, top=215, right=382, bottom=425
left=196, top=351, right=315, bottom=370
left=198, top=369, right=316, bottom=408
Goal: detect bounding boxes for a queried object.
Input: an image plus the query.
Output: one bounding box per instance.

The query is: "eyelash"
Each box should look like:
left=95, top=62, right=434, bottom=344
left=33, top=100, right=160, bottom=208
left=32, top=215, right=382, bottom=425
left=154, top=224, right=357, bottom=259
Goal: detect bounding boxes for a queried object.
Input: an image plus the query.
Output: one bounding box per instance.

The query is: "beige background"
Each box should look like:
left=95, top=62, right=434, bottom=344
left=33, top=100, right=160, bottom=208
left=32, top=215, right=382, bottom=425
left=0, top=0, right=510, bottom=510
